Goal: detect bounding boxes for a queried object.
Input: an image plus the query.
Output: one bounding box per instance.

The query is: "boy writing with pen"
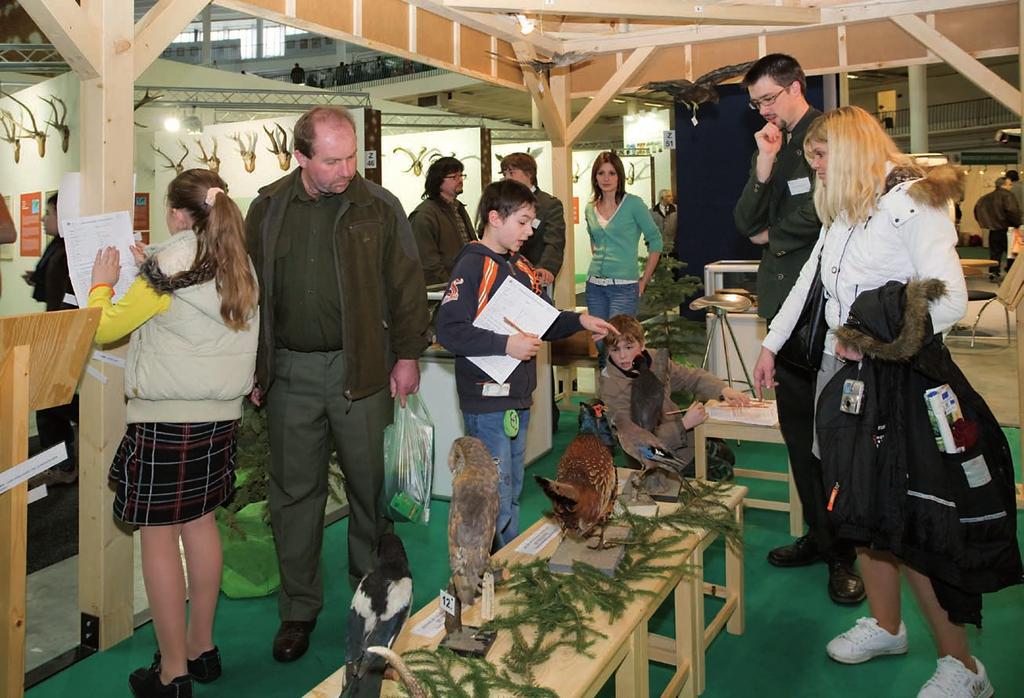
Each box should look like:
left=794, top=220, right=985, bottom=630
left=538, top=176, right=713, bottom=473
left=599, top=314, right=750, bottom=480
left=436, top=180, right=616, bottom=548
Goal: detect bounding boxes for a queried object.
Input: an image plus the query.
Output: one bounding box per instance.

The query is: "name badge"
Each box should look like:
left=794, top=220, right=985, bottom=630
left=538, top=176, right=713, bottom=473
left=482, top=382, right=511, bottom=397
left=787, top=177, right=811, bottom=195
left=531, top=218, right=541, bottom=229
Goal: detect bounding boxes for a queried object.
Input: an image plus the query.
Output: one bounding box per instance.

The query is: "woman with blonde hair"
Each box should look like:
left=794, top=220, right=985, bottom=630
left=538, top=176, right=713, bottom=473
left=753, top=106, right=1020, bottom=698
left=89, top=169, right=259, bottom=698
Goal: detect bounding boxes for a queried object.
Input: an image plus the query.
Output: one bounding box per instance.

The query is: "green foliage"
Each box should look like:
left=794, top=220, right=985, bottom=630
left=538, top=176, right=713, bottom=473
left=400, top=648, right=558, bottom=698
left=400, top=480, right=742, bottom=692
left=638, top=254, right=706, bottom=365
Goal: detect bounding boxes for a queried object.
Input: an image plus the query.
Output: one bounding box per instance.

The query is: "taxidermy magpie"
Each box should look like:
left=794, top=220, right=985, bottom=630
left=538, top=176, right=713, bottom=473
left=629, top=353, right=666, bottom=433
left=535, top=402, right=617, bottom=544
left=641, top=61, right=754, bottom=122
left=341, top=533, right=413, bottom=698
left=448, top=436, right=499, bottom=607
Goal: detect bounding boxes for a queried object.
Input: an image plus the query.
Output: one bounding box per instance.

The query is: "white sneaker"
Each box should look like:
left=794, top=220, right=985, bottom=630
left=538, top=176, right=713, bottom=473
left=917, top=656, right=994, bottom=698
left=826, top=617, right=908, bottom=664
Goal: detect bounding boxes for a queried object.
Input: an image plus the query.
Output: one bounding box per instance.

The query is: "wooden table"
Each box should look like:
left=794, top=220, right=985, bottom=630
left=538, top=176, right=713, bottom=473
left=960, top=258, right=999, bottom=277
left=694, top=419, right=803, bottom=537
left=305, top=480, right=747, bottom=698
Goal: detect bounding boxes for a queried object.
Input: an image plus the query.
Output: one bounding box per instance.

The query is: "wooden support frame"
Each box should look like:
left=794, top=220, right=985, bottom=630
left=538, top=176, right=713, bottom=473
left=442, top=0, right=821, bottom=25
left=890, top=13, right=1021, bottom=114
left=513, top=42, right=566, bottom=146
left=565, top=46, right=655, bottom=145
left=17, top=0, right=102, bottom=79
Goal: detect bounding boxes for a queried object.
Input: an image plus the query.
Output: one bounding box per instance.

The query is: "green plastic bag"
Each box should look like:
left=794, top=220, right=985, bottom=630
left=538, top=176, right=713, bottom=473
left=217, top=501, right=280, bottom=598
left=382, top=393, right=434, bottom=525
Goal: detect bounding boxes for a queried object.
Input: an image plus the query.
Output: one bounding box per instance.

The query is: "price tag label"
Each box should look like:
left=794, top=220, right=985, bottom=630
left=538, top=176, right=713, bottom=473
left=439, top=589, right=457, bottom=616
left=663, top=130, right=676, bottom=149
left=480, top=571, right=495, bottom=621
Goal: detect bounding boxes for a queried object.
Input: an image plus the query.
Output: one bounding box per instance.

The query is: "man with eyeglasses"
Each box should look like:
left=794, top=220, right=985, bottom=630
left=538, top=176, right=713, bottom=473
left=733, top=54, right=865, bottom=606
left=410, top=156, right=478, bottom=285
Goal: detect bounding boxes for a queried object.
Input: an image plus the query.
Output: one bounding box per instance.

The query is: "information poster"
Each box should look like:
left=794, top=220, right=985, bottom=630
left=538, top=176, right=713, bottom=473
left=134, top=193, right=150, bottom=244
left=572, top=196, right=580, bottom=225
left=19, top=192, right=42, bottom=257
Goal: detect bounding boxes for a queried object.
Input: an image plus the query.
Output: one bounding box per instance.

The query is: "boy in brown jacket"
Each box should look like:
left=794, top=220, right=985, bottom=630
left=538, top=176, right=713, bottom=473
left=599, top=314, right=748, bottom=479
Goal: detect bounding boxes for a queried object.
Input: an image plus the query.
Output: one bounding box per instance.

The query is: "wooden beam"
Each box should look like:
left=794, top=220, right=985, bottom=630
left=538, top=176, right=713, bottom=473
left=562, top=0, right=1010, bottom=53
left=514, top=42, right=566, bottom=145
left=889, top=13, right=1021, bottom=114
left=443, top=0, right=821, bottom=25
left=134, top=0, right=213, bottom=80
left=17, top=0, right=102, bottom=79
left=566, top=46, right=655, bottom=145
left=405, top=0, right=563, bottom=54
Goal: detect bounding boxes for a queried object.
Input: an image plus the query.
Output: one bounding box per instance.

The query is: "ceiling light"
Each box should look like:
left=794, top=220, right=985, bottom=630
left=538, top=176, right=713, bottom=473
left=514, top=13, right=535, bottom=35
left=612, top=99, right=626, bottom=104
left=643, top=102, right=662, bottom=108
left=163, top=116, right=180, bottom=133
left=183, top=107, right=203, bottom=135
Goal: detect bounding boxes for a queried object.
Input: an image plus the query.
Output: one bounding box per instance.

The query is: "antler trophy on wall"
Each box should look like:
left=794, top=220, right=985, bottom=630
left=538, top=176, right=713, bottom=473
left=263, top=123, right=292, bottom=171
left=231, top=132, right=258, bottom=173
left=0, top=111, right=21, bottom=164
left=153, top=141, right=189, bottom=175
left=0, top=90, right=47, bottom=158
left=42, top=96, right=70, bottom=153
left=195, top=137, right=220, bottom=173
left=393, top=146, right=438, bottom=176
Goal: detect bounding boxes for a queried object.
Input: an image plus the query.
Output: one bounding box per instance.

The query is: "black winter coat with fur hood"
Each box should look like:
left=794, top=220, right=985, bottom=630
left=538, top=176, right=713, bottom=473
left=817, top=280, right=1022, bottom=601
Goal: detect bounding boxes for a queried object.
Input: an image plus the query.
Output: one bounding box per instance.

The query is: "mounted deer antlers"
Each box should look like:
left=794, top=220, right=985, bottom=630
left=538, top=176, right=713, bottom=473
left=133, top=90, right=163, bottom=128
left=42, top=96, right=69, bottom=153
left=153, top=141, right=189, bottom=175
left=572, top=160, right=581, bottom=183
left=195, top=137, right=220, bottom=173
left=392, top=146, right=437, bottom=176
left=0, top=90, right=47, bottom=158
left=0, top=110, right=21, bottom=164
left=231, top=132, right=258, bottom=173
left=625, top=162, right=649, bottom=185
left=263, top=123, right=291, bottom=170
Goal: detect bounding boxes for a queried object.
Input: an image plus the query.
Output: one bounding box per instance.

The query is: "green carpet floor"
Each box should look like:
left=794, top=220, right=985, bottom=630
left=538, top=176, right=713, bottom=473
left=27, top=410, right=1024, bottom=698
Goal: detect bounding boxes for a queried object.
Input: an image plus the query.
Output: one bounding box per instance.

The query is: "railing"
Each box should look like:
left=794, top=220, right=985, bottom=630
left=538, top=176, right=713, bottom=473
left=877, top=97, right=1016, bottom=137
left=260, top=57, right=436, bottom=89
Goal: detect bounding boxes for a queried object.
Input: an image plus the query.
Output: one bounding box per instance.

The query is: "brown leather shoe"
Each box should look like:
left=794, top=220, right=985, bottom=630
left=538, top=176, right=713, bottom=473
left=272, top=620, right=316, bottom=663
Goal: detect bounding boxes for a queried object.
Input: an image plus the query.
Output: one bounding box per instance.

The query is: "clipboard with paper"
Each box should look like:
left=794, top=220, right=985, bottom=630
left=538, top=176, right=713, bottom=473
left=469, top=276, right=559, bottom=384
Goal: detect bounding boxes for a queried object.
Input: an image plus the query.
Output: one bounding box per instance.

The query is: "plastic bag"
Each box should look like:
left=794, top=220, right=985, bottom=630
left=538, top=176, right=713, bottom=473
left=382, top=393, right=434, bottom=525
left=217, top=501, right=280, bottom=598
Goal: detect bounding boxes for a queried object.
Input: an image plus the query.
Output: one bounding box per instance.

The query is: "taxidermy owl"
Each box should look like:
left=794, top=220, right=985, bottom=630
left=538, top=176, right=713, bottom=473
left=535, top=402, right=617, bottom=540
left=342, top=533, right=413, bottom=698
left=448, top=436, right=499, bottom=607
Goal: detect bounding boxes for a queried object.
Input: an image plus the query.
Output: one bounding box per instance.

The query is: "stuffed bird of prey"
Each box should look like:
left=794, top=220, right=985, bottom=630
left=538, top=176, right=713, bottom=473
left=487, top=50, right=591, bottom=73
left=341, top=533, right=413, bottom=698
left=641, top=61, right=755, bottom=122
left=448, top=436, right=499, bottom=607
left=535, top=402, right=618, bottom=542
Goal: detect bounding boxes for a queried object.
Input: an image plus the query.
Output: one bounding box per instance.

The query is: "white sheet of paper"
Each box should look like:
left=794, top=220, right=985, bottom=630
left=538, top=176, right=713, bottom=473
left=469, top=276, right=559, bottom=384
left=0, top=443, right=67, bottom=495
left=411, top=608, right=446, bottom=638
left=61, top=210, right=138, bottom=307
left=706, top=399, right=779, bottom=426
left=514, top=521, right=562, bottom=554
left=57, top=172, right=82, bottom=222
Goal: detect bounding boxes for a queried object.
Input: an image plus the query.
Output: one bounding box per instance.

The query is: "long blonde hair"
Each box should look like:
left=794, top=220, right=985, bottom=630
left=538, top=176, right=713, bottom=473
left=166, top=169, right=258, bottom=331
left=804, top=106, right=916, bottom=226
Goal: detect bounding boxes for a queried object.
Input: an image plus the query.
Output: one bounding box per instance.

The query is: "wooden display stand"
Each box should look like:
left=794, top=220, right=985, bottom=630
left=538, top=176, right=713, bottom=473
left=0, top=309, right=99, bottom=698
left=694, top=419, right=804, bottom=537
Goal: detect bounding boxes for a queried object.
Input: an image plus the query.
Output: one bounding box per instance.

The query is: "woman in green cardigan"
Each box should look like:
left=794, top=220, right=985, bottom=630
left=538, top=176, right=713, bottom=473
left=584, top=151, right=663, bottom=333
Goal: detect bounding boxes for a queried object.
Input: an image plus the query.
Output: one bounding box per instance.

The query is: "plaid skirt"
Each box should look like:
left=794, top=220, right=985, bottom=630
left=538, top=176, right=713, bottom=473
left=109, top=421, right=238, bottom=526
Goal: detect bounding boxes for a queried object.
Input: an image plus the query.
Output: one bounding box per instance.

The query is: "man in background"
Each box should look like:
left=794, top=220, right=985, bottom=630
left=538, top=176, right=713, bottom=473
left=499, top=152, right=566, bottom=287
left=409, top=156, right=476, bottom=286
left=650, top=189, right=676, bottom=232
left=974, top=176, right=1022, bottom=280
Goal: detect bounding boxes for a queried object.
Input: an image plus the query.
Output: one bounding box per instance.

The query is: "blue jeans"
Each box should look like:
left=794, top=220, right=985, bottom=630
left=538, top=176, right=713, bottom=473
left=586, top=280, right=640, bottom=364
left=463, top=409, right=531, bottom=548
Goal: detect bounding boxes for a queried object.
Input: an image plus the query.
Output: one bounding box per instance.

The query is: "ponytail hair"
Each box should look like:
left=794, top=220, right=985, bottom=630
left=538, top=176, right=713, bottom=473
left=166, top=169, right=258, bottom=331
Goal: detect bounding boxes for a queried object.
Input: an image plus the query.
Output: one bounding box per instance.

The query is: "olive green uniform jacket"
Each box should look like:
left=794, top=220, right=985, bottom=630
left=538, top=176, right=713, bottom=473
left=733, top=107, right=822, bottom=319
left=245, top=169, right=430, bottom=400
left=520, top=188, right=566, bottom=277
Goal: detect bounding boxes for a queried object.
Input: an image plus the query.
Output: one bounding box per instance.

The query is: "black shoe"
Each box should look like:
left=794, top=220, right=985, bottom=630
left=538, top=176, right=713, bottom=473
left=272, top=620, right=316, bottom=663
left=129, top=665, right=192, bottom=698
left=767, top=534, right=821, bottom=567
left=152, top=647, right=221, bottom=683
left=827, top=559, right=866, bottom=605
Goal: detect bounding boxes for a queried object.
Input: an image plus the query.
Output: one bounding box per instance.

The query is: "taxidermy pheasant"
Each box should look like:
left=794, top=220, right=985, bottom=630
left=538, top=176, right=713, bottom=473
left=535, top=402, right=617, bottom=543
left=448, top=436, right=499, bottom=608
left=342, top=533, right=413, bottom=698
left=580, top=399, right=616, bottom=456
left=641, top=61, right=754, bottom=124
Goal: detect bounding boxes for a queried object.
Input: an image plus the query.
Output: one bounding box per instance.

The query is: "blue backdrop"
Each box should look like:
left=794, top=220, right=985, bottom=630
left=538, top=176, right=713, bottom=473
left=673, top=78, right=824, bottom=317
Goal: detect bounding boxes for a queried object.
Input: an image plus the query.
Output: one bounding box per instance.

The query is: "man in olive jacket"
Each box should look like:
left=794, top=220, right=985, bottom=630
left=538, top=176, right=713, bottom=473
left=499, top=152, right=566, bottom=286
left=409, top=156, right=477, bottom=285
left=246, top=106, right=429, bottom=663
left=733, top=54, right=864, bottom=606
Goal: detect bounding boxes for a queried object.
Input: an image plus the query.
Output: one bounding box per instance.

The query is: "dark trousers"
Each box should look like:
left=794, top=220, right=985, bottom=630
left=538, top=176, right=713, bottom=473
left=988, top=228, right=1008, bottom=271
left=35, top=394, right=78, bottom=472
left=774, top=356, right=854, bottom=564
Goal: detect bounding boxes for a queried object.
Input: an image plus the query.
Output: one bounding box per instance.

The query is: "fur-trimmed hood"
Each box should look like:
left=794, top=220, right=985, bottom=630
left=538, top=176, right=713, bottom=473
left=834, top=279, right=946, bottom=361
left=904, top=164, right=963, bottom=208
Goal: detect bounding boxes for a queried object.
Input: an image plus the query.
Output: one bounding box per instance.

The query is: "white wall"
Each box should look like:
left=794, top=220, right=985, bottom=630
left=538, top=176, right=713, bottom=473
left=490, top=141, right=553, bottom=192
left=381, top=127, right=482, bottom=220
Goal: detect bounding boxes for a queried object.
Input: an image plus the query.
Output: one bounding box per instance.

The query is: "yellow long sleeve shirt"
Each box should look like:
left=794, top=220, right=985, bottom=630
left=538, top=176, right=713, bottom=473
left=87, top=278, right=171, bottom=345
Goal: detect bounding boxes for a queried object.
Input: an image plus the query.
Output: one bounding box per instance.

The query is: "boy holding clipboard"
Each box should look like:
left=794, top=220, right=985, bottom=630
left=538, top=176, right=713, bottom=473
left=436, top=180, right=615, bottom=547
